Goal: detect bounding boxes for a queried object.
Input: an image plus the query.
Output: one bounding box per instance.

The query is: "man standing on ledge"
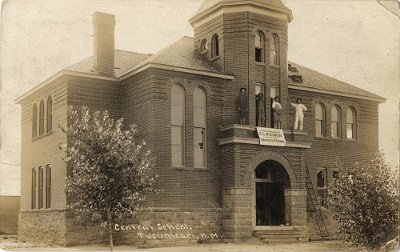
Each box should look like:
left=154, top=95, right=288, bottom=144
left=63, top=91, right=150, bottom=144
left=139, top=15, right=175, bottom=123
left=289, top=98, right=307, bottom=131
left=236, top=87, right=248, bottom=125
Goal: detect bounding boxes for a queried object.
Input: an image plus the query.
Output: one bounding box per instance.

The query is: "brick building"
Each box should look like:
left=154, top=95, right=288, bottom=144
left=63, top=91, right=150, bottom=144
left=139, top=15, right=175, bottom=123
left=16, top=0, right=384, bottom=245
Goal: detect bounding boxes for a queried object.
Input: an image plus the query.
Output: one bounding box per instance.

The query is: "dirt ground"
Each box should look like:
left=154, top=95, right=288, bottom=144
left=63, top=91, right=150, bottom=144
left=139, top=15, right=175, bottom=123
left=0, top=235, right=374, bottom=252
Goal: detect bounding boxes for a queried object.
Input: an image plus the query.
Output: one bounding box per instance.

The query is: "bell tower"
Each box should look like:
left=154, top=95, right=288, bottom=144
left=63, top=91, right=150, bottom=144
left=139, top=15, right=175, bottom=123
left=190, top=0, right=292, bottom=128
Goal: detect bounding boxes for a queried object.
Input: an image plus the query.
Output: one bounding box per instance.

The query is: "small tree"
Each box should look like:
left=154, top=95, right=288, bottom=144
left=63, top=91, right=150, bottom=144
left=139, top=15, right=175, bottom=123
left=59, top=106, right=156, bottom=251
left=329, top=153, right=399, bottom=250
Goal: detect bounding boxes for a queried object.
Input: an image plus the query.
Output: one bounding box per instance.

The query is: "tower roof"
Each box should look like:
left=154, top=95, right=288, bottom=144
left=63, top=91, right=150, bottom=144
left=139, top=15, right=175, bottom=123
left=190, top=0, right=293, bottom=26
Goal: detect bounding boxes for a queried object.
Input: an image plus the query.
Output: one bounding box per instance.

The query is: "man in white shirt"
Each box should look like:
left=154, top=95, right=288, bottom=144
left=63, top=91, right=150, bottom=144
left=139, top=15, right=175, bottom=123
left=290, top=98, right=307, bottom=131
left=272, top=96, right=282, bottom=129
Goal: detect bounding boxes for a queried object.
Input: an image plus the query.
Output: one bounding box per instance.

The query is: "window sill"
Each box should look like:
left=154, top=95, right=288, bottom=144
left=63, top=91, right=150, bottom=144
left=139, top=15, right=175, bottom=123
left=200, top=50, right=208, bottom=55
left=210, top=56, right=220, bottom=62
left=171, top=166, right=208, bottom=171
left=32, top=130, right=53, bottom=142
left=270, top=64, right=280, bottom=69
left=193, top=167, right=208, bottom=171
left=255, top=62, right=266, bottom=66
left=345, top=138, right=357, bottom=142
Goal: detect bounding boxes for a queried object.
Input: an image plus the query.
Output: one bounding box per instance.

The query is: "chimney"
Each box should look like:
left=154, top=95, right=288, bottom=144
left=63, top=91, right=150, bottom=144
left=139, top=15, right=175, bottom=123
left=93, top=12, right=116, bottom=76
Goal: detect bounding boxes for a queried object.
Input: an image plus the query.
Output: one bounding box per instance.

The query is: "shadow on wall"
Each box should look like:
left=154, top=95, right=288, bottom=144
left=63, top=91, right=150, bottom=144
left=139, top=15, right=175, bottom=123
left=0, top=196, right=20, bottom=234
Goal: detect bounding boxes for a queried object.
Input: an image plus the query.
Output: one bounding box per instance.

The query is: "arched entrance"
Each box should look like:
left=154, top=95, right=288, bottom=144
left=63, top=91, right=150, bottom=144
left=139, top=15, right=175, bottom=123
left=255, top=160, right=290, bottom=226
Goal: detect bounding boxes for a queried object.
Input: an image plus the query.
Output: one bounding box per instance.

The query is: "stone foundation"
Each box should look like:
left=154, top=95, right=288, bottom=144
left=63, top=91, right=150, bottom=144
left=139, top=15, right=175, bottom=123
left=222, top=188, right=253, bottom=240
left=18, top=208, right=222, bottom=246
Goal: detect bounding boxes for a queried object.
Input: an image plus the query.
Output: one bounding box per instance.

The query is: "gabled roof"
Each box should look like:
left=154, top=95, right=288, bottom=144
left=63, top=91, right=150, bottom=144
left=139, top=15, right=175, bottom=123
left=16, top=36, right=384, bottom=104
left=118, top=36, right=224, bottom=78
left=288, top=61, right=385, bottom=102
left=66, top=49, right=151, bottom=77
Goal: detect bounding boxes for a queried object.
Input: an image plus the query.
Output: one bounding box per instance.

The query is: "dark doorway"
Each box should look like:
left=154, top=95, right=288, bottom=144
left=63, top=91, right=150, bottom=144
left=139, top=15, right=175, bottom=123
left=255, top=160, right=290, bottom=226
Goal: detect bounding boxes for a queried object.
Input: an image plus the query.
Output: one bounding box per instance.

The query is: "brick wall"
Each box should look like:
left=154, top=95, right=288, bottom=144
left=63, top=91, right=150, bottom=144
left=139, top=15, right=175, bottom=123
left=121, top=68, right=226, bottom=209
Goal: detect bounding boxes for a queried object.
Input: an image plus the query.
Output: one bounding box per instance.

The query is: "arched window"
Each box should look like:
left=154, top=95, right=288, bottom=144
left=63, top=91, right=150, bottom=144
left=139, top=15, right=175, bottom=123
left=211, top=34, right=219, bottom=58
left=46, top=165, right=51, bottom=208
left=315, top=103, right=326, bottom=137
left=255, top=31, right=264, bottom=62
left=171, top=84, right=185, bottom=166
left=200, top=39, right=207, bottom=52
left=38, top=166, right=44, bottom=209
left=39, top=100, right=45, bottom=135
left=346, top=107, right=356, bottom=139
left=331, top=105, right=341, bottom=138
left=32, top=104, right=38, bottom=138
left=47, top=96, right=52, bottom=132
left=193, top=87, right=206, bottom=168
left=270, top=34, right=279, bottom=65
left=31, top=168, right=36, bottom=209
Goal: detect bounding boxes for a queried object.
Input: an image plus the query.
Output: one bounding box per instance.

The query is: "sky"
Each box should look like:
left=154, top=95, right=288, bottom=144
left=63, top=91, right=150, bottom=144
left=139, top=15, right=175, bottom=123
left=1, top=0, right=399, bottom=195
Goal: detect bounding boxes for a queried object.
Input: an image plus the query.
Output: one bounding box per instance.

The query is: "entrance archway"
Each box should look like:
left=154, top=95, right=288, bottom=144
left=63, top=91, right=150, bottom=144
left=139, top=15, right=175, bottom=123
left=255, top=160, right=290, bottom=226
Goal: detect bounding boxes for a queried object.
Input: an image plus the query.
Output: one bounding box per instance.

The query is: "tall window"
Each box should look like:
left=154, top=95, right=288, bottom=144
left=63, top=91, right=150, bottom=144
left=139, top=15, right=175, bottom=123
left=31, top=168, right=36, bottom=209
left=315, top=103, right=326, bottom=137
left=270, top=34, right=279, bottom=65
left=171, top=84, right=185, bottom=166
left=317, top=168, right=327, bottom=207
left=331, top=105, right=341, bottom=138
left=39, top=100, right=45, bottom=135
left=347, top=107, right=356, bottom=139
left=193, top=88, right=206, bottom=168
left=38, top=166, right=44, bottom=209
left=32, top=104, right=38, bottom=138
left=47, top=96, right=52, bottom=132
left=211, top=34, right=219, bottom=58
left=255, top=31, right=264, bottom=62
left=46, top=165, right=51, bottom=208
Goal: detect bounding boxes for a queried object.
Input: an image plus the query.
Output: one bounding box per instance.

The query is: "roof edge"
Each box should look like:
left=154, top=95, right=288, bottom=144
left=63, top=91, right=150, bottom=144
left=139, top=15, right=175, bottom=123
left=189, top=0, right=293, bottom=26
left=288, top=85, right=386, bottom=103
left=15, top=70, right=119, bottom=104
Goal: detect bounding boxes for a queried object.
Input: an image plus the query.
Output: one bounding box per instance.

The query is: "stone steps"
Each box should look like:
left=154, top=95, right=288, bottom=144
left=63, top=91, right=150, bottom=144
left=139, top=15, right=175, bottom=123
left=253, top=228, right=303, bottom=244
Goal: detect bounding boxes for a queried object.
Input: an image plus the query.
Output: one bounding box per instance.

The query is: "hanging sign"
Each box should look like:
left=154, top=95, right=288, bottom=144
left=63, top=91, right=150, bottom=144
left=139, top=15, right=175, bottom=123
left=256, top=127, right=286, bottom=146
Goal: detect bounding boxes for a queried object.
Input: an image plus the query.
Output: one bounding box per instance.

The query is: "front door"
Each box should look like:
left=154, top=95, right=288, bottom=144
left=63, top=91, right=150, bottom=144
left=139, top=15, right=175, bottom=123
left=254, top=160, right=290, bottom=226
left=256, top=182, right=285, bottom=225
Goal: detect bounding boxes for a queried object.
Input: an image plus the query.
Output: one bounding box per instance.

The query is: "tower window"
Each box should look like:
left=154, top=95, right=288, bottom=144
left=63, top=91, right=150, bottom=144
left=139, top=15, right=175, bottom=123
left=200, top=39, right=208, bottom=53
left=255, top=31, right=265, bottom=62
left=270, top=34, right=279, bottom=65
left=211, top=34, right=219, bottom=58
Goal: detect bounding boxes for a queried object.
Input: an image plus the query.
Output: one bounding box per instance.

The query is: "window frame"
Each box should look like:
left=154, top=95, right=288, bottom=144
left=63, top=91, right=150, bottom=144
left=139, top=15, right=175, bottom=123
left=47, top=96, right=52, bottom=133
left=270, top=34, right=279, bottom=66
left=346, top=107, right=356, bottom=140
left=171, top=84, right=185, bottom=167
left=255, top=31, right=265, bottom=63
left=200, top=39, right=208, bottom=53
left=330, top=105, right=341, bottom=139
left=211, top=34, right=219, bottom=58
left=193, top=87, right=207, bottom=168
left=38, top=166, right=44, bottom=209
left=46, top=165, right=51, bottom=209
left=31, top=168, right=36, bottom=209
left=39, top=100, right=45, bottom=135
left=316, top=168, right=328, bottom=208
left=32, top=104, right=38, bottom=138
left=315, top=103, right=326, bottom=138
